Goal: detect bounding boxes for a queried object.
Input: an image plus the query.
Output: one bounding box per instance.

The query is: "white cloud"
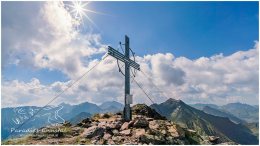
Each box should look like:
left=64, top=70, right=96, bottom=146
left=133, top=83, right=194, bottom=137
left=2, top=1, right=106, bottom=79
left=1, top=57, right=125, bottom=107
left=2, top=41, right=258, bottom=107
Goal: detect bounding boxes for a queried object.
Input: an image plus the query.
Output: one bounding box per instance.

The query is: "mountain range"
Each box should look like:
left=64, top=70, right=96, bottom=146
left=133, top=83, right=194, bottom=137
left=1, top=99, right=259, bottom=144
left=1, top=101, right=123, bottom=140
left=151, top=98, right=258, bottom=144
left=201, top=106, right=245, bottom=124
left=190, top=102, right=259, bottom=123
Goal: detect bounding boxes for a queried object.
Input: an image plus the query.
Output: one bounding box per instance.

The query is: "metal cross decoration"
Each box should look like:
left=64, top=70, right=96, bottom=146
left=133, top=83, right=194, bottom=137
left=107, top=35, right=140, bottom=121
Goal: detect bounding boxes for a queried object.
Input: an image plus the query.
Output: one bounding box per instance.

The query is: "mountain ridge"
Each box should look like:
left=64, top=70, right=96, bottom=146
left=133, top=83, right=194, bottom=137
left=151, top=98, right=258, bottom=144
left=190, top=102, right=259, bottom=123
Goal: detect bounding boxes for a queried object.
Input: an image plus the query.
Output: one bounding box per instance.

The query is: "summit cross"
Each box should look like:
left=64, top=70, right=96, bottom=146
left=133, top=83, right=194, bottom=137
left=107, top=35, right=140, bottom=121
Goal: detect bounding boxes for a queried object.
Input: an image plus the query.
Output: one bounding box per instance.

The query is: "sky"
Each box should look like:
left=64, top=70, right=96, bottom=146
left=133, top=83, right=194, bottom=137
left=1, top=1, right=259, bottom=107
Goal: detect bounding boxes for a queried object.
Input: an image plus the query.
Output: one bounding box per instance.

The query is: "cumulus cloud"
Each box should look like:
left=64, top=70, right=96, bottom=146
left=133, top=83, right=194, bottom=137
left=171, top=41, right=259, bottom=105
left=1, top=57, right=125, bottom=107
left=2, top=1, right=106, bottom=79
left=2, top=41, right=258, bottom=107
left=142, top=53, right=185, bottom=86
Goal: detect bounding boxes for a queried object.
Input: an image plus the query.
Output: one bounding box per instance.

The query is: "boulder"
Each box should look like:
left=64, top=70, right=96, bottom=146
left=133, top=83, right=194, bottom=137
left=81, top=123, right=92, bottom=128
left=133, top=118, right=148, bottom=128
left=71, top=127, right=81, bottom=136
left=77, top=118, right=92, bottom=127
left=161, top=129, right=167, bottom=135
left=107, top=139, right=115, bottom=145
left=119, top=129, right=131, bottom=136
left=146, top=129, right=161, bottom=135
left=81, top=118, right=91, bottom=124
left=103, top=133, right=112, bottom=140
left=112, top=136, right=124, bottom=143
left=128, top=120, right=135, bottom=127
left=97, top=139, right=105, bottom=145
left=133, top=128, right=145, bottom=137
left=98, top=121, right=106, bottom=126
left=98, top=121, right=109, bottom=129
left=120, top=122, right=129, bottom=130
left=167, top=126, right=179, bottom=137
left=91, top=122, right=98, bottom=126
left=83, top=126, right=105, bottom=138
left=165, top=121, right=172, bottom=126
left=112, top=129, right=119, bottom=135
left=146, top=118, right=154, bottom=121
left=149, top=120, right=160, bottom=129
left=108, top=121, right=122, bottom=129
left=140, top=134, right=165, bottom=144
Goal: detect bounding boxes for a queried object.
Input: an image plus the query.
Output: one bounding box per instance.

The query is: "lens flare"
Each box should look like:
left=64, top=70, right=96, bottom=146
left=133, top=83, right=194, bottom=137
left=70, top=1, right=88, bottom=20
left=66, top=1, right=99, bottom=27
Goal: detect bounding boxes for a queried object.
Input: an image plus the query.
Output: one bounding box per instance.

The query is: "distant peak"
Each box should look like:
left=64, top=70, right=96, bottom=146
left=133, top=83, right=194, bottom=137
left=59, top=102, right=71, bottom=106
left=165, top=98, right=183, bottom=103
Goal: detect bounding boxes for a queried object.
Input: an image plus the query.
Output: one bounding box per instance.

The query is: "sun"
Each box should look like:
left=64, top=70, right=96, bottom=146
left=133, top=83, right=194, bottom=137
left=66, top=1, right=98, bottom=26
left=70, top=1, right=88, bottom=20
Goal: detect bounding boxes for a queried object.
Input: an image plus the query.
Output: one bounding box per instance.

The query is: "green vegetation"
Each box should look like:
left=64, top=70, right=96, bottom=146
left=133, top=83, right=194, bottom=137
left=2, top=135, right=32, bottom=145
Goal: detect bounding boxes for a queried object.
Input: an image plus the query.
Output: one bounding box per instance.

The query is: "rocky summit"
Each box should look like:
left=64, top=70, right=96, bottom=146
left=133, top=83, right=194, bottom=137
left=3, top=104, right=236, bottom=145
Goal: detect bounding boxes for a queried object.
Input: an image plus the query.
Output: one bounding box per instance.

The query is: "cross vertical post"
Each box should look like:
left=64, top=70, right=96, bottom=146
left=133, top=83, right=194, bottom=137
left=124, top=36, right=131, bottom=121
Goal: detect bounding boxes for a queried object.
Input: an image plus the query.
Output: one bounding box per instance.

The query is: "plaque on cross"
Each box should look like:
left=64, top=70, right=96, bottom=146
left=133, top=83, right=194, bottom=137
left=107, top=35, right=140, bottom=121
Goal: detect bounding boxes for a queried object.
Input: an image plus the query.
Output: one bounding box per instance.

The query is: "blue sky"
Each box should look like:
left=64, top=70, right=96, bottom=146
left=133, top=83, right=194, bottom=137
left=1, top=1, right=259, bottom=106
left=90, top=1, right=258, bottom=58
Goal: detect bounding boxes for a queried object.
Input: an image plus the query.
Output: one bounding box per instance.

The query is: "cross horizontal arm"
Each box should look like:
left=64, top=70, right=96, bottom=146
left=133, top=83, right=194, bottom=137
left=108, top=46, right=125, bottom=62
left=128, top=59, right=140, bottom=70
left=108, top=46, right=140, bottom=70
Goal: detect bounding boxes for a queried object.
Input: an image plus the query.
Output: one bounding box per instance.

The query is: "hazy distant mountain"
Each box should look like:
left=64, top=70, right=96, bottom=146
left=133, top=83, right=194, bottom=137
left=151, top=98, right=258, bottom=144
left=99, top=101, right=123, bottom=109
left=99, top=101, right=123, bottom=113
left=202, top=106, right=245, bottom=124
left=69, top=112, right=91, bottom=125
left=190, top=103, right=219, bottom=110
left=1, top=101, right=122, bottom=140
left=221, top=102, right=259, bottom=123
left=70, top=102, right=102, bottom=115
left=190, top=102, right=259, bottom=123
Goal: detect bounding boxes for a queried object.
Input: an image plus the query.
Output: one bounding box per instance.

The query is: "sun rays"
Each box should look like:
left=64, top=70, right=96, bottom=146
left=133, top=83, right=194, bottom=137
left=66, top=1, right=99, bottom=28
